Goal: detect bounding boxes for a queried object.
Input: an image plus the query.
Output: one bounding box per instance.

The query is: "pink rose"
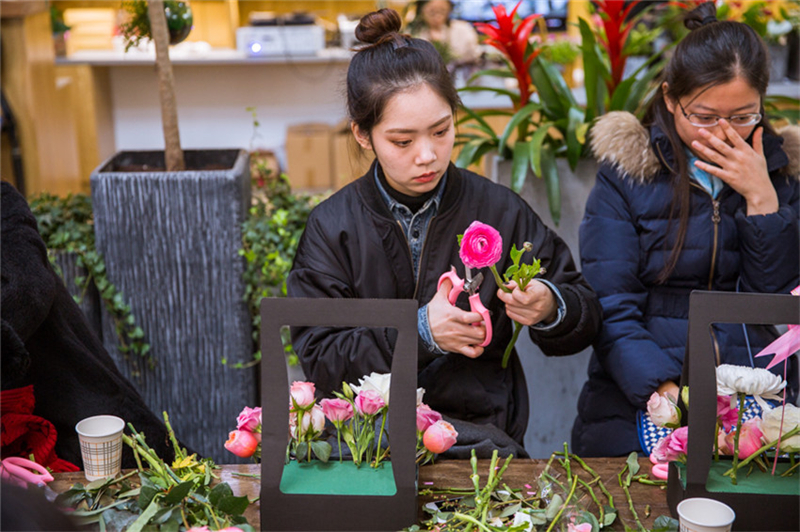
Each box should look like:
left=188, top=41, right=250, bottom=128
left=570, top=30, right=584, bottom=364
left=236, top=406, right=262, bottom=432
left=355, top=389, right=386, bottom=416
left=224, top=430, right=259, bottom=458
left=301, top=404, right=326, bottom=435
left=320, top=398, right=354, bottom=423
left=416, top=403, right=442, bottom=433
left=647, top=392, right=680, bottom=428
left=290, top=381, right=316, bottom=409
left=423, top=420, right=458, bottom=454
left=459, top=221, right=503, bottom=269
left=716, top=395, right=739, bottom=431
left=725, top=418, right=764, bottom=459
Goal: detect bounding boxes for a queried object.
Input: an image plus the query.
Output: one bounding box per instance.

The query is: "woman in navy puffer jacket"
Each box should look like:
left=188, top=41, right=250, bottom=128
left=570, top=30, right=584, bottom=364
left=572, top=3, right=800, bottom=457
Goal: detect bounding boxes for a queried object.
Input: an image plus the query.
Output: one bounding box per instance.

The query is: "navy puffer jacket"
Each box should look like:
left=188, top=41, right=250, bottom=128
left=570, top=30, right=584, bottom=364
left=572, top=112, right=800, bottom=457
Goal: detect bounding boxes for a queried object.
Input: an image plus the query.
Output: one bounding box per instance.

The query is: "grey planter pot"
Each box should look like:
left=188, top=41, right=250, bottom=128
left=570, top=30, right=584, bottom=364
left=90, top=149, right=255, bottom=462
left=486, top=155, right=597, bottom=457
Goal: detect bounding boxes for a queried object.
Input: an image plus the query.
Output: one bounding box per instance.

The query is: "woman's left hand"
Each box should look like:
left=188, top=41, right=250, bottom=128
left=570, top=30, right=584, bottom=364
left=496, top=280, right=557, bottom=327
left=691, top=122, right=778, bottom=216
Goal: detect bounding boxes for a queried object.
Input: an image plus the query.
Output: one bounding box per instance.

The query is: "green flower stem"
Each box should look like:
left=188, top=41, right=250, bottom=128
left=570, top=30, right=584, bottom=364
left=373, top=412, right=387, bottom=468
left=545, top=475, right=579, bottom=532
left=714, top=419, right=720, bottom=461
left=336, top=422, right=343, bottom=463
left=452, top=512, right=494, bottom=532
left=781, top=460, right=800, bottom=477
left=731, top=393, right=746, bottom=485
left=563, top=442, right=572, bottom=484
left=490, top=265, right=512, bottom=293
left=576, top=477, right=604, bottom=526
left=501, top=321, right=523, bottom=369
left=619, top=463, right=646, bottom=532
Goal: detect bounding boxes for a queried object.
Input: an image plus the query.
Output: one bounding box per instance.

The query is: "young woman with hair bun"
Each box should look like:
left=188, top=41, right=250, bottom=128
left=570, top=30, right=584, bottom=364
left=287, top=8, right=601, bottom=456
left=572, top=1, right=800, bottom=457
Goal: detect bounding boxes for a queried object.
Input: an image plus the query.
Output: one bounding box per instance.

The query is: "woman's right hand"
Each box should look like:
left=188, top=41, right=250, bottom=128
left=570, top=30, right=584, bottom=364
left=428, top=279, right=487, bottom=358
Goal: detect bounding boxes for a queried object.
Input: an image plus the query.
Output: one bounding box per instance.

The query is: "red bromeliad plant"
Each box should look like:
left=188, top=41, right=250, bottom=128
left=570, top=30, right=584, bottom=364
left=472, top=3, right=541, bottom=111
left=594, top=0, right=642, bottom=96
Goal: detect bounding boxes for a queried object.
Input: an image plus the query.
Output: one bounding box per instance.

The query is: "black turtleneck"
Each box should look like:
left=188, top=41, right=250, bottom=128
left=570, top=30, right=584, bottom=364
left=377, top=166, right=443, bottom=214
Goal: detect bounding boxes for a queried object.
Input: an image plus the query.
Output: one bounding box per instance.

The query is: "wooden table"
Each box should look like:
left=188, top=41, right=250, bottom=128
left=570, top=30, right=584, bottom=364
left=51, top=457, right=670, bottom=530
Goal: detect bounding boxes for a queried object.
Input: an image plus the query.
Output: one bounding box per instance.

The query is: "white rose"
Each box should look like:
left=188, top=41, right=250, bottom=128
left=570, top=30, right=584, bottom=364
left=761, top=404, right=800, bottom=453
left=647, top=392, right=680, bottom=428
left=350, top=372, right=425, bottom=407
left=716, top=364, right=785, bottom=398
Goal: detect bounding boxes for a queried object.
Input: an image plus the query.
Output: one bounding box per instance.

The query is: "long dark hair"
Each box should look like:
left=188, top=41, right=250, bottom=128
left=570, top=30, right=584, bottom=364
left=347, top=8, right=460, bottom=138
left=645, top=2, right=776, bottom=284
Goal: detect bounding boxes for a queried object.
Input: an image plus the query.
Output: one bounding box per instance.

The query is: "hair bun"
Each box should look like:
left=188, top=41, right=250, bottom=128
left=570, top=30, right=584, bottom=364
left=355, top=8, right=402, bottom=45
left=684, top=2, right=718, bottom=31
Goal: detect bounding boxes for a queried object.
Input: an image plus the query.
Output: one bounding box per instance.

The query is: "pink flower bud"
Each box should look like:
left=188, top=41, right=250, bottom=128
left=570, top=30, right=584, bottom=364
left=647, top=392, right=679, bottom=428
left=416, top=403, right=442, bottom=433
left=423, top=420, right=458, bottom=454
left=355, top=389, right=385, bottom=416
left=301, top=404, right=326, bottom=435
left=236, top=406, right=262, bottom=432
left=320, top=398, right=354, bottom=423
left=459, top=221, right=503, bottom=269
left=224, top=430, right=259, bottom=458
left=290, top=381, right=316, bottom=409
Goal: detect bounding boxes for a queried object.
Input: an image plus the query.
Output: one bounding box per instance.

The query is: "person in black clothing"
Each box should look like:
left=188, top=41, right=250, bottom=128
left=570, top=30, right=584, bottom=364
left=1, top=181, right=181, bottom=469
left=287, top=9, right=601, bottom=457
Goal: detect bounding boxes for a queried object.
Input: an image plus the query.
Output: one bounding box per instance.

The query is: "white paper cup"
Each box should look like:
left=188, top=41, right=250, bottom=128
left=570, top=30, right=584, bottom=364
left=677, top=497, right=736, bottom=532
left=75, top=415, right=125, bottom=481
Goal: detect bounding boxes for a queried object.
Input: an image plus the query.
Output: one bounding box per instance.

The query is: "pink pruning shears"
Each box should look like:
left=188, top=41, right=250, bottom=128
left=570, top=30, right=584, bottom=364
left=0, top=456, right=54, bottom=488
left=437, top=265, right=492, bottom=347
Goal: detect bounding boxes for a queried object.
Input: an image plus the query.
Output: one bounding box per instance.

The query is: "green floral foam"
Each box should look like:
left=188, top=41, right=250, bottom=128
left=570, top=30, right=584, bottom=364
left=279, top=461, right=398, bottom=496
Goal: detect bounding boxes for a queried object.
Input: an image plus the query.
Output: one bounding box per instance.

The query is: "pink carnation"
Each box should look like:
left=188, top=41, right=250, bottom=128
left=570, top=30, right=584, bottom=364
left=236, top=406, right=262, bottom=432
left=651, top=426, right=688, bottom=463
left=459, top=221, right=503, bottom=269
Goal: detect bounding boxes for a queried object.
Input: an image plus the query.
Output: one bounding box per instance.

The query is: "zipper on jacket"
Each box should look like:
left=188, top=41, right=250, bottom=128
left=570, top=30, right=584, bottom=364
left=413, top=217, right=437, bottom=300
left=689, top=182, right=721, bottom=291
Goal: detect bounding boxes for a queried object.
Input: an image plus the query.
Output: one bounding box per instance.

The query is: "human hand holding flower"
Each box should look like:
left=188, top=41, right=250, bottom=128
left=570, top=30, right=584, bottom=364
left=495, top=279, right=557, bottom=327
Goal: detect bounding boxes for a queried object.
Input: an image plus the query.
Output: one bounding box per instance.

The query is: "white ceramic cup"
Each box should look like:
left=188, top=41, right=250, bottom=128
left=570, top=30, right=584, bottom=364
left=75, top=415, right=125, bottom=481
left=677, top=497, right=736, bottom=532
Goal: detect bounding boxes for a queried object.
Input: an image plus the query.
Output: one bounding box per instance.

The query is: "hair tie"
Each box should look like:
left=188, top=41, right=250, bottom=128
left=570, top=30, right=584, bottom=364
left=701, top=15, right=717, bottom=26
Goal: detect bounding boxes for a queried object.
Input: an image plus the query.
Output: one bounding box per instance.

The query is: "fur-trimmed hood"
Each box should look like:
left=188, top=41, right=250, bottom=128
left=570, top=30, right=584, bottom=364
left=590, top=111, right=800, bottom=183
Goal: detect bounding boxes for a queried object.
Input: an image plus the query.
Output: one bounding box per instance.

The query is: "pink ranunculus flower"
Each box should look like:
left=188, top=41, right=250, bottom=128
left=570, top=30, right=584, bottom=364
left=320, top=398, right=354, bottom=423
left=290, top=381, right=316, bottom=409
left=355, top=389, right=386, bottom=416
left=236, top=406, right=262, bottom=432
left=416, top=403, right=442, bottom=433
left=725, top=418, right=764, bottom=459
left=459, top=221, right=503, bottom=269
left=423, top=420, right=458, bottom=454
left=647, top=392, right=680, bottom=428
left=224, top=430, right=259, bottom=458
left=716, top=395, right=739, bottom=431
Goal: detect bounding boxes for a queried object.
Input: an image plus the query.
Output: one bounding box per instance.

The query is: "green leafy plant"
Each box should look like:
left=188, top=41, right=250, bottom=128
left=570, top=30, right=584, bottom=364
left=233, top=173, right=321, bottom=369
left=540, top=38, right=580, bottom=65
left=29, top=193, right=153, bottom=375
left=55, top=413, right=254, bottom=531
left=118, top=0, right=194, bottom=52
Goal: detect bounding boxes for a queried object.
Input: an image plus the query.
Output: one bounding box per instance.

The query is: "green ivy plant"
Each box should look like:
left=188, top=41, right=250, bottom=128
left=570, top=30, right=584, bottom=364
left=230, top=169, right=321, bottom=369
left=29, top=193, right=153, bottom=375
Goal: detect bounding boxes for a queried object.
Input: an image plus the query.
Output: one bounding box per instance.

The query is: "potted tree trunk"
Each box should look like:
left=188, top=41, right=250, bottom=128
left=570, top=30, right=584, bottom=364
left=90, top=0, right=255, bottom=462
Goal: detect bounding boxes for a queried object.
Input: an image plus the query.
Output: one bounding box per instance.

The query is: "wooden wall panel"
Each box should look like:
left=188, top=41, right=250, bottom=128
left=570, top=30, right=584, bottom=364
left=1, top=10, right=83, bottom=195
